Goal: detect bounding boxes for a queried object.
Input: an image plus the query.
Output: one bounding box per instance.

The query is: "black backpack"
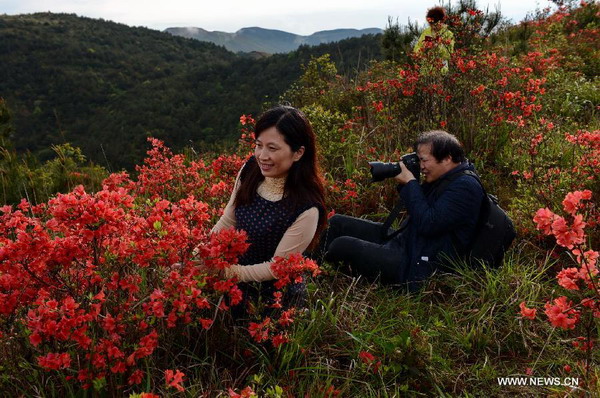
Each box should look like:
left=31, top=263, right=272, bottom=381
left=444, top=170, right=516, bottom=268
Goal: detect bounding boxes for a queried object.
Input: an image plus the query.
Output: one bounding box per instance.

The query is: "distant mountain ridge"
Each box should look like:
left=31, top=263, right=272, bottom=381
left=165, top=26, right=383, bottom=53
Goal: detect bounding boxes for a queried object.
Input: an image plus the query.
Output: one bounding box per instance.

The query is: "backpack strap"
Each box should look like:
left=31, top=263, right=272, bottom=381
left=381, top=168, right=483, bottom=242
left=428, top=168, right=487, bottom=256
left=430, top=168, right=484, bottom=199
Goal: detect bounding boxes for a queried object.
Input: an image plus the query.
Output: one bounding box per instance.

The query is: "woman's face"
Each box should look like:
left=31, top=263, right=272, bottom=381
left=427, top=17, right=442, bottom=30
left=255, top=126, right=305, bottom=179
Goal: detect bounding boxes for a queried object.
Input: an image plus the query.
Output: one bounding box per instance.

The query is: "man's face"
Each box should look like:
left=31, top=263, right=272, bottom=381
left=417, top=143, right=452, bottom=183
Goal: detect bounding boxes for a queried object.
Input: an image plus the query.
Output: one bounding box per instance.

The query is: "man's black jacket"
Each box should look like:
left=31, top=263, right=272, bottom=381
left=396, top=162, right=484, bottom=290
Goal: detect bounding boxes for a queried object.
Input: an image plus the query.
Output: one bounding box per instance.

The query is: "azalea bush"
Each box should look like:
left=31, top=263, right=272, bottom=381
left=506, top=1, right=599, bottom=238
left=520, top=189, right=599, bottom=384
left=283, top=8, right=558, bottom=219
left=0, top=138, right=320, bottom=395
left=511, top=126, right=599, bottom=238
left=0, top=184, right=243, bottom=392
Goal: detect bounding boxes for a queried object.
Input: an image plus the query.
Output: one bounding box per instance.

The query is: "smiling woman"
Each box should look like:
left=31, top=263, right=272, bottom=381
left=211, top=105, right=327, bottom=313
left=254, top=126, right=305, bottom=179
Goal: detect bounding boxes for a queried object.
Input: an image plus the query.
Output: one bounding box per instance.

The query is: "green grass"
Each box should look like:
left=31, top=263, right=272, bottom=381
left=3, top=246, right=598, bottom=397
left=212, top=246, right=599, bottom=397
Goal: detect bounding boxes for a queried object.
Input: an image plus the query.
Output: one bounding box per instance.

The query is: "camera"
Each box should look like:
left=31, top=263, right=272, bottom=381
left=369, top=152, right=420, bottom=182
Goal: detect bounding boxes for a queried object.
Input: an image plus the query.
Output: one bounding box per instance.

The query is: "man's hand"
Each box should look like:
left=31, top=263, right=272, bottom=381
left=394, top=162, right=417, bottom=185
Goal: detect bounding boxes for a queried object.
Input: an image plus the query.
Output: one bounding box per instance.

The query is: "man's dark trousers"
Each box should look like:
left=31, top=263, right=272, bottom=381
left=321, top=214, right=406, bottom=284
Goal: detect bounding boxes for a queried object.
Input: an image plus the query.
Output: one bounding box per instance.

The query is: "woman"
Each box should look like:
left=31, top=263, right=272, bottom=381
left=413, top=6, right=455, bottom=75
left=212, top=105, right=326, bottom=311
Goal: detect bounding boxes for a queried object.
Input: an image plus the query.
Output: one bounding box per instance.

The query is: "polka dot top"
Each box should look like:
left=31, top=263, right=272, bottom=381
left=235, top=194, right=315, bottom=266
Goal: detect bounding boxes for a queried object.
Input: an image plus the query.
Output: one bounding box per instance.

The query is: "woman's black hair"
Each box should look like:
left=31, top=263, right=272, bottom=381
left=234, top=105, right=327, bottom=249
left=414, top=130, right=466, bottom=163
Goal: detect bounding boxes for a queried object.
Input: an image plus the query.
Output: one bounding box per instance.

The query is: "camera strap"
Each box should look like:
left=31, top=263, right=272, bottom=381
left=381, top=198, right=409, bottom=241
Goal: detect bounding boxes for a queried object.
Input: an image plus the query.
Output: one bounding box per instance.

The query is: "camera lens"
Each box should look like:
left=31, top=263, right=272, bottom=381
left=369, top=162, right=401, bottom=182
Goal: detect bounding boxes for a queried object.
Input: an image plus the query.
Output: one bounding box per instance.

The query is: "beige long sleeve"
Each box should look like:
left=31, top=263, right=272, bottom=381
left=211, top=169, right=320, bottom=282
left=211, top=170, right=242, bottom=233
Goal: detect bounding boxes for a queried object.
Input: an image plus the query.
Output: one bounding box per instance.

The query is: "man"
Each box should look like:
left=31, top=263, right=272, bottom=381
left=322, top=130, right=484, bottom=291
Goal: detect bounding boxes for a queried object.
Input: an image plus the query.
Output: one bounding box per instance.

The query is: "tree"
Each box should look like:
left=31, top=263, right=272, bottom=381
left=0, top=98, right=13, bottom=149
left=381, top=17, right=416, bottom=62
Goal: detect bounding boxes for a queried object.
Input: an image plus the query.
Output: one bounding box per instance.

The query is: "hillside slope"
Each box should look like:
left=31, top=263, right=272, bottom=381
left=0, top=13, right=382, bottom=169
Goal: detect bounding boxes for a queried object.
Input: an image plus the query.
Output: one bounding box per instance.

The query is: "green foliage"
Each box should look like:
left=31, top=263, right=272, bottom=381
left=0, top=13, right=383, bottom=170
left=0, top=100, right=107, bottom=204
left=302, top=104, right=357, bottom=177
left=0, top=99, right=13, bottom=149
left=442, top=0, right=507, bottom=49
left=381, top=17, right=416, bottom=63
left=0, top=142, right=107, bottom=205
left=283, top=55, right=365, bottom=123
left=289, top=54, right=339, bottom=106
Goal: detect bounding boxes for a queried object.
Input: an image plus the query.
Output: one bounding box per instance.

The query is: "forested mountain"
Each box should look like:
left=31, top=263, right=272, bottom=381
left=0, top=13, right=382, bottom=170
left=165, top=26, right=383, bottom=53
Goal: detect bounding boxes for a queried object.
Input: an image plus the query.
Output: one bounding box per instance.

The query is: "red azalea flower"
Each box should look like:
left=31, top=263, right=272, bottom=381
left=165, top=369, right=186, bottom=392
left=519, top=302, right=537, bottom=319
left=544, top=296, right=580, bottom=329
left=359, top=350, right=376, bottom=364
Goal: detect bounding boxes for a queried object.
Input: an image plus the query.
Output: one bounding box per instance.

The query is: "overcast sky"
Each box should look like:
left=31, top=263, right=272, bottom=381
left=2, top=0, right=550, bottom=35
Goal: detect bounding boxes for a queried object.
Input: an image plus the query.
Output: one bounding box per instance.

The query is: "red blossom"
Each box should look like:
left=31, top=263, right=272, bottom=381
left=228, top=386, right=256, bottom=398
left=358, top=350, right=381, bottom=373
left=165, top=369, right=186, bottom=392
left=572, top=336, right=594, bottom=352
left=574, top=249, right=598, bottom=268
left=128, top=369, right=144, bottom=385
left=248, top=317, right=271, bottom=343
left=239, top=114, right=255, bottom=126
left=562, top=190, right=592, bottom=215
left=278, top=309, right=295, bottom=327
left=544, top=296, right=580, bottom=329
left=551, top=214, right=586, bottom=249
left=533, top=207, right=557, bottom=235
left=557, top=268, right=581, bottom=290
left=37, top=352, right=71, bottom=370
left=270, top=253, right=320, bottom=290
left=324, top=385, right=341, bottom=397
left=359, top=350, right=376, bottom=363
left=200, top=318, right=213, bottom=330
left=519, top=302, right=537, bottom=319
left=271, top=333, right=289, bottom=347
left=526, top=367, right=533, bottom=376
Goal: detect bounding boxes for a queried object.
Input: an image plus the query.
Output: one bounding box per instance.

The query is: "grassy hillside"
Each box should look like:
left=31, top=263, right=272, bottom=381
left=0, top=13, right=382, bottom=170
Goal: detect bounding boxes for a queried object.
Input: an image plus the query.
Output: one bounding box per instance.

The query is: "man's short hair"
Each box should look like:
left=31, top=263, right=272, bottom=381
left=426, top=6, right=447, bottom=24
left=414, top=130, right=466, bottom=163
